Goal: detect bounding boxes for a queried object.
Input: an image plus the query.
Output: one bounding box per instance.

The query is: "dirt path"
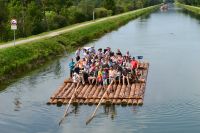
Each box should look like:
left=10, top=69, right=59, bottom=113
left=0, top=20, right=100, bottom=49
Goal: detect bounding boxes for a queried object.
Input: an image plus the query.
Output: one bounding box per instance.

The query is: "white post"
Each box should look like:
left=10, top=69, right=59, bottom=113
left=11, top=19, right=17, bottom=46
left=14, top=30, right=16, bottom=46
left=93, top=10, right=95, bottom=21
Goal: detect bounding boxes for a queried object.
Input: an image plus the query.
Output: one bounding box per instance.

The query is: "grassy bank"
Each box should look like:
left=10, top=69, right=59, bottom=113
left=176, top=2, right=200, bottom=14
left=0, top=5, right=159, bottom=83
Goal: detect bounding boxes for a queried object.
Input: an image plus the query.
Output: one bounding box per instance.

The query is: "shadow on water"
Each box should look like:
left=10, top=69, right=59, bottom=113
left=140, top=13, right=151, bottom=20
left=0, top=55, right=64, bottom=91
left=177, top=8, right=200, bottom=22
left=67, top=104, right=118, bottom=120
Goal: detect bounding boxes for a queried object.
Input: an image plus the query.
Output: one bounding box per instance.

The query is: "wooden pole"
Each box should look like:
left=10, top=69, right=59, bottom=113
left=86, top=80, right=114, bottom=125
left=59, top=82, right=80, bottom=125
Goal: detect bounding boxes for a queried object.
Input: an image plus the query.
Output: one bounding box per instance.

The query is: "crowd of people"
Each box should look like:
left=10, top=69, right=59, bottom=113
left=68, top=47, right=143, bottom=88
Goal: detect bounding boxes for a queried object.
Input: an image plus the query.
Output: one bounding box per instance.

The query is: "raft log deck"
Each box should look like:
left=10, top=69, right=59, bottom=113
left=47, top=62, right=149, bottom=106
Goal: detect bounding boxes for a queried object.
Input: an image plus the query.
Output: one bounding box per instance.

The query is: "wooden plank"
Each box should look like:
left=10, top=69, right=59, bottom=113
left=66, top=84, right=76, bottom=99
left=132, top=99, right=137, bottom=105
left=83, top=85, right=93, bottom=99
left=112, top=84, right=122, bottom=104
left=127, top=99, right=133, bottom=105
left=116, top=99, right=121, bottom=105
left=63, top=99, right=69, bottom=104
left=61, top=83, right=73, bottom=98
left=79, top=99, right=85, bottom=105
left=119, top=85, right=126, bottom=98
left=114, top=85, right=122, bottom=98
left=88, top=85, right=98, bottom=99
left=72, top=84, right=83, bottom=105
left=88, top=85, right=99, bottom=105
left=137, top=99, right=143, bottom=106
left=47, top=98, right=54, bottom=105
left=134, top=83, right=141, bottom=99
left=92, top=85, right=101, bottom=98
left=57, top=83, right=79, bottom=106
left=52, top=98, right=58, bottom=104
left=50, top=82, right=66, bottom=99
left=127, top=84, right=136, bottom=105
left=56, top=83, right=70, bottom=98
left=105, top=84, right=115, bottom=105
left=88, top=85, right=102, bottom=105
left=77, top=84, right=88, bottom=98
left=121, top=85, right=131, bottom=105
left=56, top=83, right=72, bottom=105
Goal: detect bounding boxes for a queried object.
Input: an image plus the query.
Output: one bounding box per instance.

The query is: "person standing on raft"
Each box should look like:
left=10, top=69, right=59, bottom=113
left=69, top=58, right=75, bottom=78
left=131, top=57, right=138, bottom=81
left=75, top=47, right=81, bottom=61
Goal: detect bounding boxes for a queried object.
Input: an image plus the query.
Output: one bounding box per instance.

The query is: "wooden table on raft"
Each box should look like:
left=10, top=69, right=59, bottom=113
left=47, top=62, right=149, bottom=106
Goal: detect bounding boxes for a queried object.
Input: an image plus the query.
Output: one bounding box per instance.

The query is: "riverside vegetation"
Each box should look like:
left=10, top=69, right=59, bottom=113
left=176, top=2, right=200, bottom=14
left=0, top=5, right=159, bottom=84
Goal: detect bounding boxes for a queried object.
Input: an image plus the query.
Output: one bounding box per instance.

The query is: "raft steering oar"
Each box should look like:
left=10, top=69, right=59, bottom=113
left=59, top=82, right=80, bottom=126
left=86, top=80, right=114, bottom=125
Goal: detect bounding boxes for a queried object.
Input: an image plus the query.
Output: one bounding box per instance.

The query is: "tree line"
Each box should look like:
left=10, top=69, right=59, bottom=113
left=177, top=0, right=200, bottom=6
left=0, top=0, right=162, bottom=42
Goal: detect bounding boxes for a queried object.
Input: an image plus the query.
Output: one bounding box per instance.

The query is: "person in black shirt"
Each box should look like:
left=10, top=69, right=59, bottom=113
left=74, top=64, right=80, bottom=74
left=116, top=49, right=122, bottom=56
left=116, top=65, right=122, bottom=84
left=122, top=68, right=130, bottom=86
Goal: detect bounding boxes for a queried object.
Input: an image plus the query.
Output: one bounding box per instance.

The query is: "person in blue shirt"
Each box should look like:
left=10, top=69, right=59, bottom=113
left=69, top=58, right=75, bottom=78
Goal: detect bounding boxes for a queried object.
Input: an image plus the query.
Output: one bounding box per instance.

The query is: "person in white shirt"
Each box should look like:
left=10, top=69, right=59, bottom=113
left=72, top=72, right=80, bottom=84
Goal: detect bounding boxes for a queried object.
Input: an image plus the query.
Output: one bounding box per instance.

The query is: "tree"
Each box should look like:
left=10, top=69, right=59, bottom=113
left=102, top=0, right=116, bottom=14
left=78, top=0, right=95, bottom=20
left=0, top=1, right=10, bottom=41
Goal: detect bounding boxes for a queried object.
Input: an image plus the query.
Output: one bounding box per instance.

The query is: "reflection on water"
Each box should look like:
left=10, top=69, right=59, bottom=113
left=54, top=60, right=62, bottom=77
left=1, top=4, right=200, bottom=133
left=14, top=98, right=22, bottom=111
left=104, top=105, right=116, bottom=120
left=180, top=9, right=200, bottom=23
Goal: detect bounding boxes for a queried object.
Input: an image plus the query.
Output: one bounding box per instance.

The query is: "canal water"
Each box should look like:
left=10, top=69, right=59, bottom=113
left=1, top=4, right=200, bottom=133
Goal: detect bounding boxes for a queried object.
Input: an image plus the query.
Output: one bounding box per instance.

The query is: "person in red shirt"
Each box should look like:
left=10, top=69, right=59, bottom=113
left=131, top=57, right=138, bottom=76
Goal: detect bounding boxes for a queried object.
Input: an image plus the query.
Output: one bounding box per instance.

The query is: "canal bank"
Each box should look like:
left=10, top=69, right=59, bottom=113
left=176, top=2, right=200, bottom=14
left=0, top=5, right=159, bottom=84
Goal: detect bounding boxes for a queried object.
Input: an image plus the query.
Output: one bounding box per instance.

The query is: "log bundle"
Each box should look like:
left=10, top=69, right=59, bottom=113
left=47, top=62, right=149, bottom=106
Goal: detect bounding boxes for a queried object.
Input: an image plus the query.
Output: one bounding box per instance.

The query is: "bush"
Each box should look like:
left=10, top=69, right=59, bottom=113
left=94, top=7, right=112, bottom=18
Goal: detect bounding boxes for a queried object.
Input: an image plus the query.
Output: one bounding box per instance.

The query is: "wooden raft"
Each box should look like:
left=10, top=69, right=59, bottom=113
left=47, top=62, right=149, bottom=106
